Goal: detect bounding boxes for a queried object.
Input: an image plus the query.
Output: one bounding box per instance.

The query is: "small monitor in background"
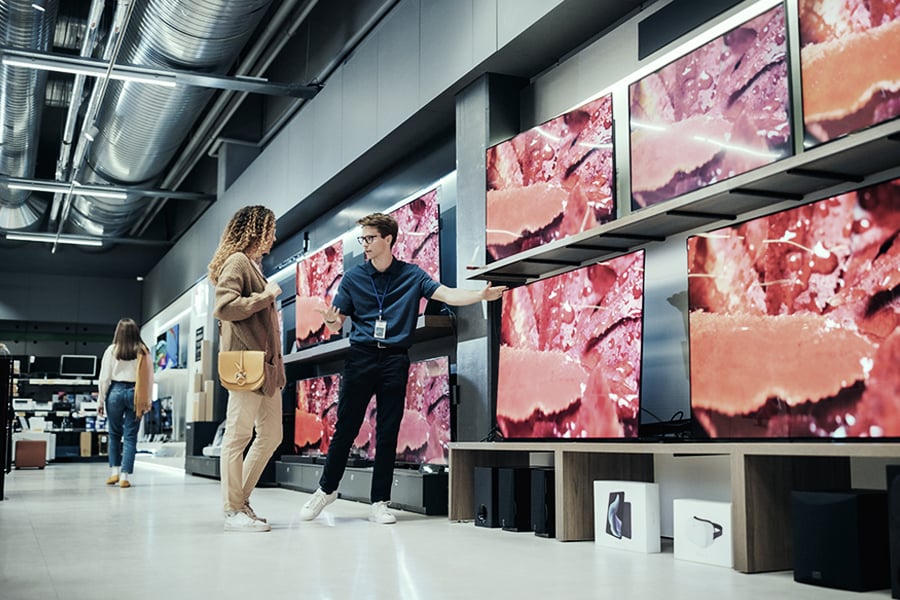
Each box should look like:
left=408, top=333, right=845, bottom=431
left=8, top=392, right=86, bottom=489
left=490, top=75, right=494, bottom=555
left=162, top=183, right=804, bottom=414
left=59, top=354, right=97, bottom=378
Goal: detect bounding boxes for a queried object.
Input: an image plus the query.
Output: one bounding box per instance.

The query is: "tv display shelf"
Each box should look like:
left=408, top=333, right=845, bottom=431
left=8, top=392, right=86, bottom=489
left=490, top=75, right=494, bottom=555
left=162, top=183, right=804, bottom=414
left=466, top=118, right=900, bottom=284
left=448, top=440, right=900, bottom=573
left=284, top=315, right=454, bottom=364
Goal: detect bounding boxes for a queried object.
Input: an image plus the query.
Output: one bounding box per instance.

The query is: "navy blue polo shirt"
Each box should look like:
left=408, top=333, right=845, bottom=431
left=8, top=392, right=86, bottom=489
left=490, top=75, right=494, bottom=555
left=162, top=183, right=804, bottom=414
left=332, top=258, right=441, bottom=348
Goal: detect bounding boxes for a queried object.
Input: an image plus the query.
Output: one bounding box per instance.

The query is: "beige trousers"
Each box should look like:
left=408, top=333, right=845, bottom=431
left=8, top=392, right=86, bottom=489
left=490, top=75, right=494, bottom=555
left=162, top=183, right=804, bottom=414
left=220, top=388, right=282, bottom=514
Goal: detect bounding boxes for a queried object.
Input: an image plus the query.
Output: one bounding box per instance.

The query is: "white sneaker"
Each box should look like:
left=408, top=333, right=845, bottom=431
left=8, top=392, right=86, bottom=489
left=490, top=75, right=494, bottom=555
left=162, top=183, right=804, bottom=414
left=298, top=488, right=337, bottom=521
left=224, top=510, right=271, bottom=532
left=369, top=501, right=397, bottom=524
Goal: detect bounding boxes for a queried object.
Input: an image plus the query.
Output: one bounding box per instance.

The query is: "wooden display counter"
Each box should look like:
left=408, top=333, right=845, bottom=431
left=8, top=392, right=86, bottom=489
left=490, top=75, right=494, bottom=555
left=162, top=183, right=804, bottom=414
left=448, top=441, right=900, bottom=573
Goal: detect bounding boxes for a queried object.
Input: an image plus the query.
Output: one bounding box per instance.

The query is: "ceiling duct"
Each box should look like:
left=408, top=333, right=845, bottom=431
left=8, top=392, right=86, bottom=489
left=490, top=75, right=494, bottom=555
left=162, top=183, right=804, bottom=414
left=0, top=0, right=58, bottom=230
left=67, top=0, right=274, bottom=237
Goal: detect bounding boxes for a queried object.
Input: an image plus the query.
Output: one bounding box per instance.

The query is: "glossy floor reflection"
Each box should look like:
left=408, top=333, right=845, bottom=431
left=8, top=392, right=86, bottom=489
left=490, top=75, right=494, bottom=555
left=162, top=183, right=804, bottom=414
left=0, top=462, right=891, bottom=600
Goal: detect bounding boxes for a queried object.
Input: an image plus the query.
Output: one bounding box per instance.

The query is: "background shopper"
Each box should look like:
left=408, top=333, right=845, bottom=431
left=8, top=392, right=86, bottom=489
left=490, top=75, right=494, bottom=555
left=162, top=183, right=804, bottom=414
left=97, top=318, right=153, bottom=489
left=209, top=205, right=286, bottom=532
left=300, top=212, right=505, bottom=524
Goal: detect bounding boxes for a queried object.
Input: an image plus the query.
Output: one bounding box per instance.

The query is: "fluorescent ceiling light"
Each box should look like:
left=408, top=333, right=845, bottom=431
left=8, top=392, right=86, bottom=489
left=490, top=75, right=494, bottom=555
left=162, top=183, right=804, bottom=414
left=1, top=56, right=177, bottom=88
left=7, top=182, right=128, bottom=200
left=6, top=232, right=103, bottom=247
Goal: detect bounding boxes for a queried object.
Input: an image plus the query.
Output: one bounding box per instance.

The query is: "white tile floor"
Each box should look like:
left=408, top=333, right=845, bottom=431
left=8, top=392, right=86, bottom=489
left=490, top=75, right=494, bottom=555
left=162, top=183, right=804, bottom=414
left=0, top=460, right=892, bottom=600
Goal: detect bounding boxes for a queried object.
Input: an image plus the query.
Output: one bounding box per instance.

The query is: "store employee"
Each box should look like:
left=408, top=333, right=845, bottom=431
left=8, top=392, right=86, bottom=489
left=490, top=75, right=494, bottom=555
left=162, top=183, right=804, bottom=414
left=298, top=211, right=505, bottom=524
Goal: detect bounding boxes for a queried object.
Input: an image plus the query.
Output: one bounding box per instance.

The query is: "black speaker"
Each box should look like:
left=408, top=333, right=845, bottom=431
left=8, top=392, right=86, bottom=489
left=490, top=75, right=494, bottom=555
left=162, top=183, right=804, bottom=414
left=530, top=467, right=555, bottom=538
left=498, top=467, right=531, bottom=532
left=888, top=466, right=900, bottom=599
left=473, top=466, right=499, bottom=528
left=791, top=490, right=890, bottom=592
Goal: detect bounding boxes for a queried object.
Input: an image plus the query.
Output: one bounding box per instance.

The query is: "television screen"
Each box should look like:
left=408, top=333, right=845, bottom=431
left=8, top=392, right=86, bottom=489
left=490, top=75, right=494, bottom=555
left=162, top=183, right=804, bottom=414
left=59, top=355, right=97, bottom=378
left=154, top=324, right=179, bottom=371
left=799, top=1, right=900, bottom=146
left=486, top=93, right=614, bottom=263
left=389, top=188, right=440, bottom=315
left=687, top=177, right=900, bottom=439
left=629, top=5, right=791, bottom=209
left=295, top=238, right=344, bottom=349
left=353, top=356, right=452, bottom=465
left=293, top=374, right=341, bottom=456
left=495, top=250, right=645, bottom=439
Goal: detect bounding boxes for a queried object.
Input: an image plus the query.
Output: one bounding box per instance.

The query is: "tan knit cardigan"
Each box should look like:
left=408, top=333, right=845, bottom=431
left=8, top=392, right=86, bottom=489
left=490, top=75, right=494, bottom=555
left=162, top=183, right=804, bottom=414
left=213, top=252, right=286, bottom=397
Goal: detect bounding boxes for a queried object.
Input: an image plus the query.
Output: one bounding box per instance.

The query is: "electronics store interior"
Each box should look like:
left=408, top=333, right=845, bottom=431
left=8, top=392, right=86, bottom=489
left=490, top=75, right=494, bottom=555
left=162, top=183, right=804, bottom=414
left=1, top=0, right=899, bottom=598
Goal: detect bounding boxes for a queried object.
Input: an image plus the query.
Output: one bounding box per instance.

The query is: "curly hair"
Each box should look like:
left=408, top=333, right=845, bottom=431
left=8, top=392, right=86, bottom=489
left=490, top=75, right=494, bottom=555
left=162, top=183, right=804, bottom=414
left=208, top=206, right=276, bottom=284
left=358, top=212, right=398, bottom=248
left=112, top=318, right=148, bottom=361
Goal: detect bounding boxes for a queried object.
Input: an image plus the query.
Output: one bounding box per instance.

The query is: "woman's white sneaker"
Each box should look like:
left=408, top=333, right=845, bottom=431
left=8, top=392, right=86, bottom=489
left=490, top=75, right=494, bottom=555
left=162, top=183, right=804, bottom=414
left=369, top=501, right=397, bottom=524
left=224, top=510, right=271, bottom=532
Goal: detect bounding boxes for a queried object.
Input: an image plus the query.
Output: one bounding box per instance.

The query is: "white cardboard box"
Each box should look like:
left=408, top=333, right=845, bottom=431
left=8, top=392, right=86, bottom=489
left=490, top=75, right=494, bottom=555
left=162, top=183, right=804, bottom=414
left=593, top=480, right=661, bottom=553
left=673, top=499, right=733, bottom=568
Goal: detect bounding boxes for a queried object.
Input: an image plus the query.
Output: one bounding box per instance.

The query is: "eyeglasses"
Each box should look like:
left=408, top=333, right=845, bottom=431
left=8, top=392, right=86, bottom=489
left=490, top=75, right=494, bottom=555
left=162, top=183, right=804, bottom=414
left=357, top=235, right=381, bottom=245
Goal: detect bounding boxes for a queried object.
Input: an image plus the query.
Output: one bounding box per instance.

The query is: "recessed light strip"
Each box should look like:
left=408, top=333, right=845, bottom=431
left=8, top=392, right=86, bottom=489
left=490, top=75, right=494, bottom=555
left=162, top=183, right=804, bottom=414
left=1, top=56, right=177, bottom=88
left=6, top=232, right=103, bottom=247
left=6, top=182, right=128, bottom=200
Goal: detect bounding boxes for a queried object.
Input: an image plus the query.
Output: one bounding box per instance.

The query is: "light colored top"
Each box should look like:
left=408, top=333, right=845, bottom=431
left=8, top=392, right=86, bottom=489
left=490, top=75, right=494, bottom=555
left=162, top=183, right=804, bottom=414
left=98, top=344, right=138, bottom=403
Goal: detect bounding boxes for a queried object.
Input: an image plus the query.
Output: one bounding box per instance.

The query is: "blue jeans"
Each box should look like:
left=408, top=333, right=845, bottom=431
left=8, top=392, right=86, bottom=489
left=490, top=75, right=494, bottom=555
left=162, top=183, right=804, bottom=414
left=106, top=381, right=140, bottom=474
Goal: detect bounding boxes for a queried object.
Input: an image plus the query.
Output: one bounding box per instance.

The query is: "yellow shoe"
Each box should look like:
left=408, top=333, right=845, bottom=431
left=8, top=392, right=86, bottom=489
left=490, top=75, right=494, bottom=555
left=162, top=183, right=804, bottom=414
left=120, top=480, right=131, bottom=489
left=106, top=475, right=119, bottom=485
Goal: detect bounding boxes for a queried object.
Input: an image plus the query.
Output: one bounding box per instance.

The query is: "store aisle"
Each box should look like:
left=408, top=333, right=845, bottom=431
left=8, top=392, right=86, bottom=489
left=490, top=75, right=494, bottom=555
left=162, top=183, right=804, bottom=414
left=0, top=462, right=889, bottom=600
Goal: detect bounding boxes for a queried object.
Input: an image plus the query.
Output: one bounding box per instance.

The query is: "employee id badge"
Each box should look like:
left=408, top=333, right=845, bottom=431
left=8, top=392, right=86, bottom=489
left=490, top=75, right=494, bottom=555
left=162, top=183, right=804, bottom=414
left=374, top=319, right=388, bottom=339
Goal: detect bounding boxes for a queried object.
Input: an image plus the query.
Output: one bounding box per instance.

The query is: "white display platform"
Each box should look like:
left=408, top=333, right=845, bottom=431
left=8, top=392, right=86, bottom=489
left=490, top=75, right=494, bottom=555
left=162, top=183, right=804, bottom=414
left=673, top=499, right=733, bottom=568
left=593, top=480, right=660, bottom=553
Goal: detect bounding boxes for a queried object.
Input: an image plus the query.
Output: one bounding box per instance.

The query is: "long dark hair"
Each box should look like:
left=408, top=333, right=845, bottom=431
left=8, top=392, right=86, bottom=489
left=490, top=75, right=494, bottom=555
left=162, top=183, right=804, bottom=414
left=112, top=318, right=147, bottom=361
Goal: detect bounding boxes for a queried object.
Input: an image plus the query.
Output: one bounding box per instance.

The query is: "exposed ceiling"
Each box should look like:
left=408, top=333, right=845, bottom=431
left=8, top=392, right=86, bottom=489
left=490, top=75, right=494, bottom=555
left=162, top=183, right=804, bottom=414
left=0, top=0, right=652, bottom=281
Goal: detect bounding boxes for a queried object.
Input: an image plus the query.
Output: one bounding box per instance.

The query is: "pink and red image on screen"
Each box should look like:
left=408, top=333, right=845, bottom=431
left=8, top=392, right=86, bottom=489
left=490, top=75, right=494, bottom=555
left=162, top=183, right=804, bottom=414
left=485, top=94, right=614, bottom=263
left=353, top=356, right=451, bottom=465
left=629, top=5, right=791, bottom=209
left=295, top=239, right=343, bottom=348
left=687, top=177, right=900, bottom=439
left=389, top=188, right=440, bottom=314
left=294, top=374, right=341, bottom=455
left=496, top=251, right=645, bottom=439
left=799, top=0, right=900, bottom=146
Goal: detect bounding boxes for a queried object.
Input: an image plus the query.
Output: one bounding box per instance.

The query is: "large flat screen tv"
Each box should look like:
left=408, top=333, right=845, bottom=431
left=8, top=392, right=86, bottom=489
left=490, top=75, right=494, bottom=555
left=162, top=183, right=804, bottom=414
left=389, top=188, right=441, bottom=315
left=486, top=93, right=615, bottom=263
left=353, top=356, right=452, bottom=465
left=295, top=238, right=344, bottom=349
left=799, top=1, right=900, bottom=146
left=293, top=374, right=342, bottom=456
left=687, top=177, right=900, bottom=439
left=495, top=251, right=645, bottom=439
left=629, top=4, right=792, bottom=210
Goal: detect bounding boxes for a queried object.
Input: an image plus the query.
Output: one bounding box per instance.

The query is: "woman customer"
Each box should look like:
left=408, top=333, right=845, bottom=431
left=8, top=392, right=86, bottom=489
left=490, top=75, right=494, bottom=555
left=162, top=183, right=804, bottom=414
left=208, top=205, right=286, bottom=532
left=97, top=318, right=153, bottom=488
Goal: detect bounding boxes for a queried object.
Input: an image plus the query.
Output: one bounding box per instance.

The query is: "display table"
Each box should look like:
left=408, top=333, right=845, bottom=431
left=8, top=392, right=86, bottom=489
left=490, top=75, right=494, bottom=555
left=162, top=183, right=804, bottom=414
left=448, top=441, right=900, bottom=573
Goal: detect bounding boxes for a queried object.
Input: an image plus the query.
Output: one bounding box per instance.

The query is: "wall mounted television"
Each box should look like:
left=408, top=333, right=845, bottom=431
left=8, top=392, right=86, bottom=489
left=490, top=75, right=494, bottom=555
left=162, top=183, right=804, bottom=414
left=293, top=373, right=342, bottom=456
left=154, top=324, right=179, bottom=371
left=388, top=187, right=440, bottom=315
left=495, top=250, right=645, bottom=439
left=687, top=177, right=900, bottom=439
left=354, top=356, right=452, bottom=465
left=59, top=354, right=97, bottom=378
left=295, top=238, right=344, bottom=349
left=799, top=1, right=900, bottom=147
left=485, top=93, right=614, bottom=263
left=629, top=4, right=791, bottom=210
